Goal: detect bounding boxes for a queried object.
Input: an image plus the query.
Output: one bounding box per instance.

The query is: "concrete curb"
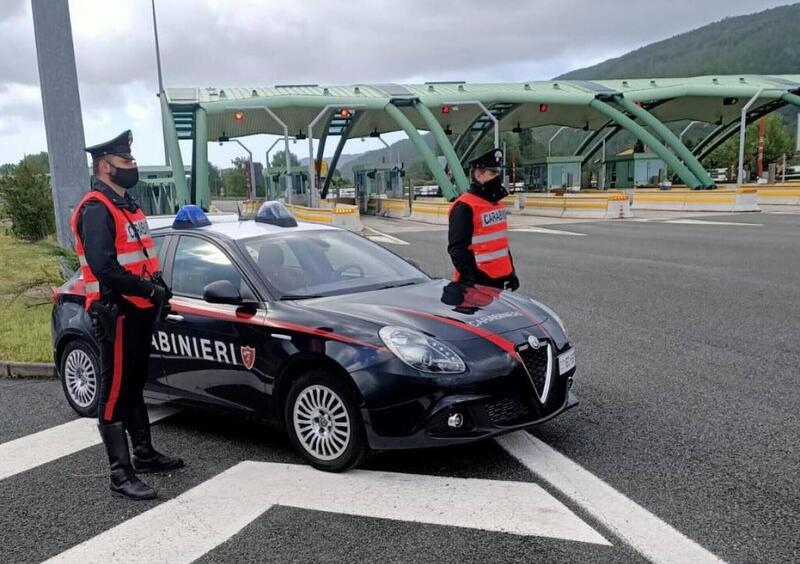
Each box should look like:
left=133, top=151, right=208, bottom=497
left=0, top=360, right=57, bottom=379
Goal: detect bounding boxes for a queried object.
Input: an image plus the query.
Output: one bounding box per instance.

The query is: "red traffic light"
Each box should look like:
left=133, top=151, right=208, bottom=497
left=339, top=108, right=352, bottom=119
left=539, top=103, right=548, bottom=113
left=234, top=111, right=245, bottom=123
left=635, top=101, right=643, bottom=108
left=441, top=105, right=450, bottom=115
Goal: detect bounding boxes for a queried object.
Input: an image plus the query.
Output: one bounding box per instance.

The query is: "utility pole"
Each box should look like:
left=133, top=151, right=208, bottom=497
left=31, top=0, right=90, bottom=248
left=151, top=0, right=169, bottom=166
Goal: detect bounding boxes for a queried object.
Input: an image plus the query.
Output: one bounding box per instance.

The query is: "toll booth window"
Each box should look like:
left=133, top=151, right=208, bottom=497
left=171, top=236, right=244, bottom=299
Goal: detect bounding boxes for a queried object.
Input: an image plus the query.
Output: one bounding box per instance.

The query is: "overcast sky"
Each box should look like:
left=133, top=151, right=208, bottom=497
left=0, top=0, right=792, bottom=168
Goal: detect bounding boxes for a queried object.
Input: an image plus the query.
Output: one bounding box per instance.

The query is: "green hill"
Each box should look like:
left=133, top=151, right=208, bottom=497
left=558, top=3, right=800, bottom=79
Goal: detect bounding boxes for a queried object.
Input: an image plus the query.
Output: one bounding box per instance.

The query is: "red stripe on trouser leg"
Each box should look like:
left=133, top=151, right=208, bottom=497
left=103, top=315, right=125, bottom=421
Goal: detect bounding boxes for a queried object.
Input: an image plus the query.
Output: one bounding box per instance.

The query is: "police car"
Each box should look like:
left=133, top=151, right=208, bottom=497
left=52, top=202, right=577, bottom=471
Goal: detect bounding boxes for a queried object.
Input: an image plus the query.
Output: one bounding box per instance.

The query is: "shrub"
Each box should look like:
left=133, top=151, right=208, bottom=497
left=0, top=161, right=56, bottom=241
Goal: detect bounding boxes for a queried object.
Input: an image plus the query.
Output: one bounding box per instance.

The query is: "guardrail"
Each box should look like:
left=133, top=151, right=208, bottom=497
left=286, top=203, right=363, bottom=231
left=755, top=184, right=800, bottom=205
left=632, top=189, right=759, bottom=212
left=521, top=193, right=631, bottom=219
left=409, top=200, right=451, bottom=225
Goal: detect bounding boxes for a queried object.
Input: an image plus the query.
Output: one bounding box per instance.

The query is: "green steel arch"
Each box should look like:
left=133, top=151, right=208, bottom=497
left=161, top=74, right=800, bottom=204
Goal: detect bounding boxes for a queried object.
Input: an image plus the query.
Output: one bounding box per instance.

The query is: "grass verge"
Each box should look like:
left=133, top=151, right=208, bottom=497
left=0, top=233, right=67, bottom=363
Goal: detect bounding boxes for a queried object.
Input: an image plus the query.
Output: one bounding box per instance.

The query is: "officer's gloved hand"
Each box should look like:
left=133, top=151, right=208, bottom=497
left=505, top=274, right=520, bottom=292
left=149, top=283, right=167, bottom=308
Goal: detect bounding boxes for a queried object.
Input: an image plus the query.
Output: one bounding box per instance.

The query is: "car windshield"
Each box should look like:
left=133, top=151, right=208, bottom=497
left=238, top=229, right=429, bottom=299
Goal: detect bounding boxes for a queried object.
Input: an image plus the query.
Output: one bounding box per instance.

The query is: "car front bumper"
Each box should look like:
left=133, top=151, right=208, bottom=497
left=361, top=364, right=578, bottom=451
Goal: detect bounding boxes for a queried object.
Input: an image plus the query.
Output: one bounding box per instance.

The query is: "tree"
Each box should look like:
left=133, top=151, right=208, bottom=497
left=270, top=150, right=300, bottom=169
left=221, top=158, right=246, bottom=197
left=208, top=164, right=222, bottom=196
left=704, top=114, right=794, bottom=174
left=0, top=160, right=56, bottom=241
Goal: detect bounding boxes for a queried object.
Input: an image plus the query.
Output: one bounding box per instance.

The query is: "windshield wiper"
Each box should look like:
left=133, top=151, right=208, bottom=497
left=279, top=294, right=323, bottom=301
left=376, top=281, right=417, bottom=291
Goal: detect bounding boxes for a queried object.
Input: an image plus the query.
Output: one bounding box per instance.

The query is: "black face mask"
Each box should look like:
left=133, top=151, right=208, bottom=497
left=478, top=174, right=508, bottom=203
left=110, top=165, right=139, bottom=189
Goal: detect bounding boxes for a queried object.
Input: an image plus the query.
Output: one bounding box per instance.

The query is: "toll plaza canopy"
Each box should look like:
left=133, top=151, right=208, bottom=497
left=161, top=74, right=800, bottom=208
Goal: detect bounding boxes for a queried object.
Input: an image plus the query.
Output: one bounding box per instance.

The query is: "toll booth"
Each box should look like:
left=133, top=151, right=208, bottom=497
left=522, top=157, right=582, bottom=191
left=604, top=152, right=666, bottom=188
left=267, top=168, right=309, bottom=201
left=353, top=165, right=404, bottom=212
left=126, top=165, right=191, bottom=214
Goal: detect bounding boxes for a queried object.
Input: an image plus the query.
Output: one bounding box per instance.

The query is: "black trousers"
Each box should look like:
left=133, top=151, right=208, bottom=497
left=97, top=308, right=156, bottom=423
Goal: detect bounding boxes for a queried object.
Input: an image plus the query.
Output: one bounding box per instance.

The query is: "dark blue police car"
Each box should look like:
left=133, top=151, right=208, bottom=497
left=52, top=203, right=577, bottom=471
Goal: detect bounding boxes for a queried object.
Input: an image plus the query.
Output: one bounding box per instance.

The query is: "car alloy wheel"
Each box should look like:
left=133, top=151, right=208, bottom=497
left=293, top=384, right=352, bottom=461
left=64, top=348, right=97, bottom=409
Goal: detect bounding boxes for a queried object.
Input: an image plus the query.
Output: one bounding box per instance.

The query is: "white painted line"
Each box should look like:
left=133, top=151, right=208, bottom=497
left=368, top=235, right=410, bottom=245
left=0, top=405, right=179, bottom=482
left=497, top=432, right=724, bottom=564
left=511, top=226, right=586, bottom=236
left=47, top=461, right=610, bottom=563
left=363, top=225, right=409, bottom=245
left=664, top=219, right=762, bottom=226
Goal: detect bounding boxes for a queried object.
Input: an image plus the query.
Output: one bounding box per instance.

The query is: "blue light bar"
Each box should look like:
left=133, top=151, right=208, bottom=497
left=255, top=201, right=297, bottom=227
left=173, top=205, right=211, bottom=229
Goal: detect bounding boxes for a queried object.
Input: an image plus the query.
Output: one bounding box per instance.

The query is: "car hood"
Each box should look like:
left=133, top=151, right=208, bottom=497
left=292, top=279, right=552, bottom=342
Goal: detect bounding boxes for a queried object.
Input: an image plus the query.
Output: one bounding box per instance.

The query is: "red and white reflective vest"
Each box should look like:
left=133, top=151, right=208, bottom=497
left=70, top=190, right=159, bottom=311
left=450, top=192, right=513, bottom=281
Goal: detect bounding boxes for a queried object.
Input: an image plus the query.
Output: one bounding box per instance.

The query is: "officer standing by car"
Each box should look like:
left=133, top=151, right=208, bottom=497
left=70, top=130, right=184, bottom=500
left=448, top=148, right=520, bottom=291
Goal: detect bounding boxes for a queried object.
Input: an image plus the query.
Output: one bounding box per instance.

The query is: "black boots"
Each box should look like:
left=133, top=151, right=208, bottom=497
left=98, top=422, right=157, bottom=500
left=125, top=404, right=184, bottom=474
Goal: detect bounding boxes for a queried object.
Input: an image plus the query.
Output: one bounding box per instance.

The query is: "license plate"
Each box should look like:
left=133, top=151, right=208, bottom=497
left=558, top=348, right=576, bottom=375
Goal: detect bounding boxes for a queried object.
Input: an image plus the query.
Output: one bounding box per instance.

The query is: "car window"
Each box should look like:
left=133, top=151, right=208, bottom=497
left=240, top=230, right=428, bottom=298
left=171, top=236, right=245, bottom=299
left=152, top=235, right=166, bottom=261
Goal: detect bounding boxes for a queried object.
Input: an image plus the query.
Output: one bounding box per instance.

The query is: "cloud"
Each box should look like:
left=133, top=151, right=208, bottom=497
left=0, top=0, right=794, bottom=166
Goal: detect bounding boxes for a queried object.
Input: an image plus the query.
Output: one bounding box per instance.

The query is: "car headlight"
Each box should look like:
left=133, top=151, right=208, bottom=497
left=530, top=298, right=568, bottom=339
left=379, top=326, right=466, bottom=374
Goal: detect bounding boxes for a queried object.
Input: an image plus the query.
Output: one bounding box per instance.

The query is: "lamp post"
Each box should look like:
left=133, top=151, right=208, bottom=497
left=221, top=138, right=255, bottom=199
left=265, top=136, right=294, bottom=199
left=548, top=126, right=567, bottom=157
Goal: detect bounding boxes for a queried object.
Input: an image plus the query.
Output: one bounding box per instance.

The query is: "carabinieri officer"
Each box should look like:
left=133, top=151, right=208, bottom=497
left=71, top=130, right=183, bottom=500
left=447, top=148, right=520, bottom=291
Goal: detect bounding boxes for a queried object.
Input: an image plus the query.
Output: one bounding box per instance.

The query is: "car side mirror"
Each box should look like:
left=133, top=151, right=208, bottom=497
left=203, top=280, right=241, bottom=305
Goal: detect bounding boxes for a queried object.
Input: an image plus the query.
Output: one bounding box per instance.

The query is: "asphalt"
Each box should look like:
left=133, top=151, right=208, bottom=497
left=1, top=210, right=798, bottom=563
left=388, top=211, right=800, bottom=564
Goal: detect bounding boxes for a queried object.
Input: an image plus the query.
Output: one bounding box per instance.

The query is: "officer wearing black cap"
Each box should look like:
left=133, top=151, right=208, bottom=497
left=70, top=130, right=183, bottom=500
left=447, top=148, right=520, bottom=291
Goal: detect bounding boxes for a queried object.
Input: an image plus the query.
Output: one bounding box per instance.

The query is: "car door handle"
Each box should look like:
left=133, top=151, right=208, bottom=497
left=165, top=313, right=184, bottom=323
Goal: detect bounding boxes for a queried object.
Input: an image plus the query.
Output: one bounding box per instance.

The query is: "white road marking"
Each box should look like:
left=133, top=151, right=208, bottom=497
left=363, top=225, right=409, bottom=245
left=664, top=219, right=762, bottom=226
left=47, top=461, right=610, bottom=563
left=511, top=226, right=586, bottom=236
left=368, top=235, right=410, bottom=245
left=497, top=432, right=724, bottom=564
left=0, top=405, right=179, bottom=482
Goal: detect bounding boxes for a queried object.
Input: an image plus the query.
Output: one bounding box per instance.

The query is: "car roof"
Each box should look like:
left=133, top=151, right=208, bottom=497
left=148, top=213, right=341, bottom=240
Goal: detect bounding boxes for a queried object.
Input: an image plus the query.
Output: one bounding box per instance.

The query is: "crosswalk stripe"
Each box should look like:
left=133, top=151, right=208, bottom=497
left=46, top=461, right=610, bottom=563
left=510, top=226, right=586, bottom=236
left=497, top=432, right=724, bottom=564
left=664, top=219, right=762, bottom=226
left=0, top=405, right=179, bottom=482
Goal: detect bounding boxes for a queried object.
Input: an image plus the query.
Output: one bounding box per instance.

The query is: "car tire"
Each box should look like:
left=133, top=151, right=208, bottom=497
left=284, top=369, right=367, bottom=472
left=60, top=339, right=100, bottom=418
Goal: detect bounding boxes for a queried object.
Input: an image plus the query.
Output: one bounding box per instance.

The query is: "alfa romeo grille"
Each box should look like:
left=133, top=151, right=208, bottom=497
left=517, top=340, right=553, bottom=403
left=484, top=396, right=534, bottom=426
